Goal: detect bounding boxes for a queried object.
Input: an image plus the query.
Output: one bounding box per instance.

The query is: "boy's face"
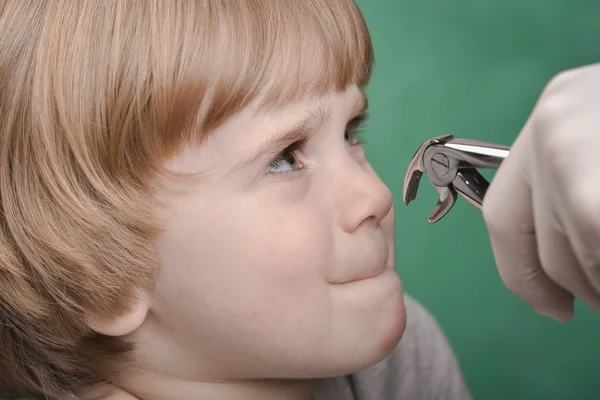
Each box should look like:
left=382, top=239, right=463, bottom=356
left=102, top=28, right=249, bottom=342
left=139, top=85, right=406, bottom=381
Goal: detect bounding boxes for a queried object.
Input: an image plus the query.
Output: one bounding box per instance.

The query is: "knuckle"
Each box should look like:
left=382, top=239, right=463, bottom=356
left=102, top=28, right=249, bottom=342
left=482, top=188, right=503, bottom=231
left=482, top=179, right=530, bottom=239
left=531, top=100, right=579, bottom=175
left=533, top=95, right=571, bottom=141
left=542, top=67, right=580, bottom=97
left=533, top=70, right=583, bottom=141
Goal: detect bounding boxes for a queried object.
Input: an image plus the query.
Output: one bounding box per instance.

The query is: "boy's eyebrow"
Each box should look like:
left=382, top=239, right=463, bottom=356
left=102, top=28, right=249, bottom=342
left=235, top=93, right=368, bottom=171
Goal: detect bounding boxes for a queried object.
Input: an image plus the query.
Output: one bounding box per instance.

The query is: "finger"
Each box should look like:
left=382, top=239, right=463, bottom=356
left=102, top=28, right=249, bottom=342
left=544, top=113, right=600, bottom=300
left=483, top=128, right=574, bottom=321
left=567, top=232, right=600, bottom=302
left=531, top=96, right=600, bottom=296
left=531, top=168, right=600, bottom=315
left=564, top=184, right=600, bottom=297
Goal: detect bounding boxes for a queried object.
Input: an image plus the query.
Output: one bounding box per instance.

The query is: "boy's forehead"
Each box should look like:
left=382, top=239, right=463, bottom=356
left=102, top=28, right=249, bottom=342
left=165, top=86, right=366, bottom=168
left=168, top=87, right=365, bottom=171
left=229, top=86, right=367, bottom=146
left=249, top=85, right=366, bottom=120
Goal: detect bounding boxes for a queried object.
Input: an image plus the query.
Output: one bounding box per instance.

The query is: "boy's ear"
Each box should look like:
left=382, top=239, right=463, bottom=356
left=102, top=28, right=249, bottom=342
left=86, top=289, right=151, bottom=337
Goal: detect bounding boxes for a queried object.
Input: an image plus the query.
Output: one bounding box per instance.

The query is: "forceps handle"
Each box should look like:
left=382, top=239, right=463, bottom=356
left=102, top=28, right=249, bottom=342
left=453, top=168, right=489, bottom=210
left=442, top=138, right=510, bottom=169
left=443, top=139, right=511, bottom=210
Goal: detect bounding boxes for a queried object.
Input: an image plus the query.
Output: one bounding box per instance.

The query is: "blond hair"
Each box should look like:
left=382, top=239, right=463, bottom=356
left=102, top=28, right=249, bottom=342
left=0, top=0, right=373, bottom=398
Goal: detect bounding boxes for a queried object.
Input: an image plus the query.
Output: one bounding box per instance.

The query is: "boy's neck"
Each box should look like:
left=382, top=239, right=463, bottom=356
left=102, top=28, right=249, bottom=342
left=85, top=374, right=319, bottom=400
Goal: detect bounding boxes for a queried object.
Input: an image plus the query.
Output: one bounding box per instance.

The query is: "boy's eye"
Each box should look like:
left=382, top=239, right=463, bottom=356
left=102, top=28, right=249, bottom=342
left=345, top=111, right=368, bottom=147
left=265, top=140, right=306, bottom=174
left=344, top=130, right=361, bottom=147
left=264, top=112, right=368, bottom=175
left=265, top=146, right=303, bottom=174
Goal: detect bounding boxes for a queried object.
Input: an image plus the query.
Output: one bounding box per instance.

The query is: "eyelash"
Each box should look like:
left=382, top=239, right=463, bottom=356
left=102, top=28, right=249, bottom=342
left=345, top=112, right=368, bottom=146
left=265, top=139, right=308, bottom=175
left=265, top=112, right=369, bottom=176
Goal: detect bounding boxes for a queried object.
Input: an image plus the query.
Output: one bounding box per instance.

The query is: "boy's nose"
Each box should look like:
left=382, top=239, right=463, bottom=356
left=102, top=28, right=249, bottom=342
left=336, top=162, right=393, bottom=233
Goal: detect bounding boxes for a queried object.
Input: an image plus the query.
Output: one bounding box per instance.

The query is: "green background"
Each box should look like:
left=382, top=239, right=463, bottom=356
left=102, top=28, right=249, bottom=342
left=355, top=0, right=600, bottom=399
left=4, top=2, right=600, bottom=400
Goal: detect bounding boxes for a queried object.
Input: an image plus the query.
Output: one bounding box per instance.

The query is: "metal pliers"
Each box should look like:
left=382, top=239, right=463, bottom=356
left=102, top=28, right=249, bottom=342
left=403, top=134, right=511, bottom=224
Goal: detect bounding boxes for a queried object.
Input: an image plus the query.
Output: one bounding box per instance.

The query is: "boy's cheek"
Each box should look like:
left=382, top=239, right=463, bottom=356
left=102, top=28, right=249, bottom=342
left=154, top=211, right=333, bottom=305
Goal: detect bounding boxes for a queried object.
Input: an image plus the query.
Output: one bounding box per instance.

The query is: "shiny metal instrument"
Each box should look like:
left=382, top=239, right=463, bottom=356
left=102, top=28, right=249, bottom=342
left=403, top=134, right=510, bottom=224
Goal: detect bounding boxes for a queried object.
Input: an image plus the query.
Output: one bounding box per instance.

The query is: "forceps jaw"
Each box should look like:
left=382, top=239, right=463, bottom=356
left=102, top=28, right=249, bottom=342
left=403, top=142, right=429, bottom=205
left=429, top=184, right=457, bottom=224
left=402, top=135, right=510, bottom=224
left=402, top=134, right=454, bottom=206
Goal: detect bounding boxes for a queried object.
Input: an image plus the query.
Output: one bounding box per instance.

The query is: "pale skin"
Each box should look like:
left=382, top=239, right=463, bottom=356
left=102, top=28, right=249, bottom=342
left=90, top=85, right=407, bottom=400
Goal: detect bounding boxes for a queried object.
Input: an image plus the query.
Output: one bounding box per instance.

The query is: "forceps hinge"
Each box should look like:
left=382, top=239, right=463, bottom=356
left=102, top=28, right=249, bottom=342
left=402, top=135, right=510, bottom=224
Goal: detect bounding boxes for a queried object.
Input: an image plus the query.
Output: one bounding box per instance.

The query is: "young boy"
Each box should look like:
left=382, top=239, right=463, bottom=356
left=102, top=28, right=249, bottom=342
left=0, top=1, right=471, bottom=399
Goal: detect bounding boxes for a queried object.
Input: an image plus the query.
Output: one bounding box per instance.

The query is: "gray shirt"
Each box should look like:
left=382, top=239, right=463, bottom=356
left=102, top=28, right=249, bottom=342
left=314, top=295, right=472, bottom=400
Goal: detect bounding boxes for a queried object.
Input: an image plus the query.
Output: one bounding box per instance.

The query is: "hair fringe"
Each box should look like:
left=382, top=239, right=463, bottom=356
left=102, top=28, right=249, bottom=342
left=0, top=0, right=373, bottom=398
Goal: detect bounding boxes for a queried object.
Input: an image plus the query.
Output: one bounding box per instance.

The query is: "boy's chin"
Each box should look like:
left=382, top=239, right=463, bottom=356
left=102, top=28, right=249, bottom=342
left=309, top=273, right=407, bottom=378
left=338, top=288, right=406, bottom=375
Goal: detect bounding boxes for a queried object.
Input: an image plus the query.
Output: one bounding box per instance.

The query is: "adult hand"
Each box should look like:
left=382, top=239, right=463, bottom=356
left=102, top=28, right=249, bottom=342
left=483, top=63, right=600, bottom=322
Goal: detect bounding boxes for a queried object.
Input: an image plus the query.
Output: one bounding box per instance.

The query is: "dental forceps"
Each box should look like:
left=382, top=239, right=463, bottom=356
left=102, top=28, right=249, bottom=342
left=403, top=134, right=511, bottom=224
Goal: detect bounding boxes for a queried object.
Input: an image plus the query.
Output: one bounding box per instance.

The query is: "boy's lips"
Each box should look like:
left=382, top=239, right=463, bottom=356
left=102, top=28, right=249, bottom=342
left=329, top=242, right=390, bottom=285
